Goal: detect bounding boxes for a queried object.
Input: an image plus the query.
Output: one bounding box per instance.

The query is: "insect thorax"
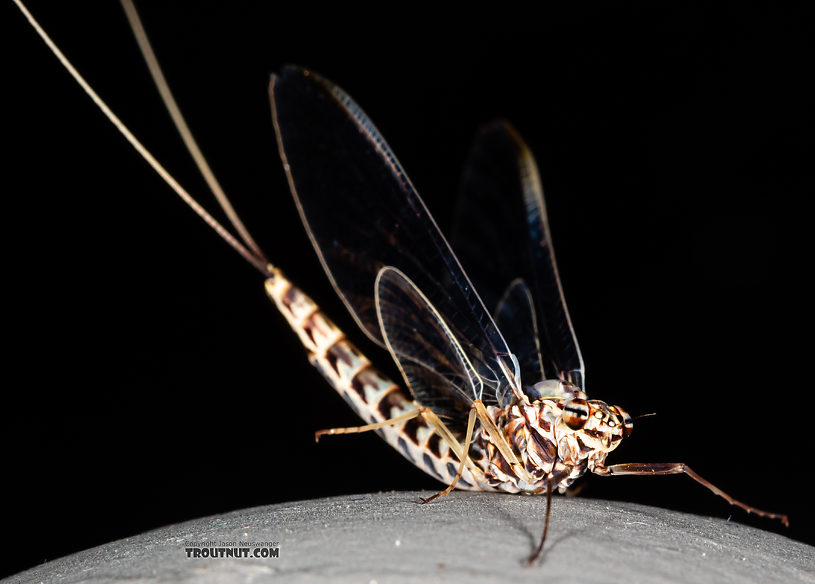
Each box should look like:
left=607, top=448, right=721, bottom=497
left=476, top=389, right=630, bottom=495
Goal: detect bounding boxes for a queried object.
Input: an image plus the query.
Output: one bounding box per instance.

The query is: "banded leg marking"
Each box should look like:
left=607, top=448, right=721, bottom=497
left=594, top=462, right=789, bottom=526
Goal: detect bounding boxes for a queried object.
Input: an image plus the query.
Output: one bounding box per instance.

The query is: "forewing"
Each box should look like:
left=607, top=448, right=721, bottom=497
left=452, top=121, right=585, bottom=390
left=270, top=67, right=520, bottom=406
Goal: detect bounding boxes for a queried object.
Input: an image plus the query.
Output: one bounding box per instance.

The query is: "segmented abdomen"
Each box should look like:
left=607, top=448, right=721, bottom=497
left=264, top=269, right=490, bottom=491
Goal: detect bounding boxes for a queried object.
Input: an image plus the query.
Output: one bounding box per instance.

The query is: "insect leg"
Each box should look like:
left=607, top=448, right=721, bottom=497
left=314, top=407, right=424, bottom=442
left=418, top=405, right=478, bottom=504
left=593, top=462, right=789, bottom=526
left=526, top=467, right=571, bottom=566
left=315, top=403, right=484, bottom=489
left=419, top=399, right=533, bottom=503
left=527, top=481, right=554, bottom=566
left=472, top=400, right=535, bottom=485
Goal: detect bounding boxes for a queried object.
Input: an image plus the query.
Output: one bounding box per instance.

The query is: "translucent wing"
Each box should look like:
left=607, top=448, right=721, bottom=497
left=270, top=67, right=521, bottom=406
left=452, top=121, right=585, bottom=390
left=493, top=279, right=545, bottom=387
left=376, top=267, right=504, bottom=433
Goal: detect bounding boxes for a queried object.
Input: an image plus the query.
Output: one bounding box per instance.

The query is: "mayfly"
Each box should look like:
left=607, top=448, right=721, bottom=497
left=15, top=0, right=788, bottom=564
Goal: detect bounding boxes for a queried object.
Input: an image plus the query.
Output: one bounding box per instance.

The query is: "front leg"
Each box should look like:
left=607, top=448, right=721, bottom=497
left=593, top=462, right=789, bottom=526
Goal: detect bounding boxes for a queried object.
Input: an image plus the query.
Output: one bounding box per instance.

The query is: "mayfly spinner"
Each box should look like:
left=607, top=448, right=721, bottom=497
left=15, top=0, right=789, bottom=564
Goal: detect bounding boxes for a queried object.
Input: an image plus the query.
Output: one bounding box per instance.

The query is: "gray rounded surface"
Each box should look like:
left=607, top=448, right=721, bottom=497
left=5, top=492, right=813, bottom=584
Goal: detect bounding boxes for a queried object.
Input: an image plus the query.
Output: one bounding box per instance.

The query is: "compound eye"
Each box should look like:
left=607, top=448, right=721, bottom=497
left=611, top=405, right=633, bottom=438
left=563, top=398, right=590, bottom=430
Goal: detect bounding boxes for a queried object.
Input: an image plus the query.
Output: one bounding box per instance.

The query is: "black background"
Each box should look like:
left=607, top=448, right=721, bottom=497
left=5, top=1, right=813, bottom=577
